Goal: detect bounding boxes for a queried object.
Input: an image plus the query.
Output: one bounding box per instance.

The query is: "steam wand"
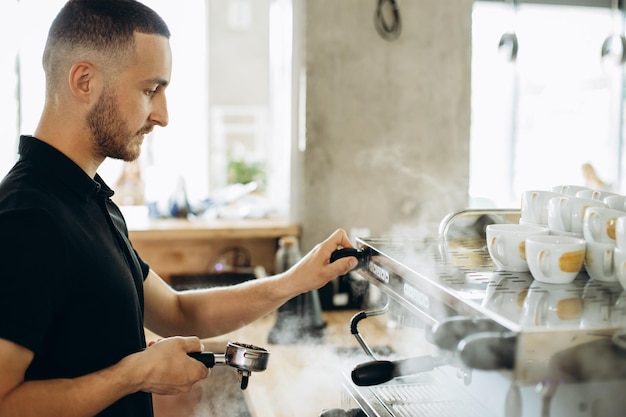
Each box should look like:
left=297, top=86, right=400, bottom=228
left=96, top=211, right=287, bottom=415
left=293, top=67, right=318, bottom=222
left=350, top=300, right=390, bottom=359
left=349, top=300, right=452, bottom=386
left=329, top=246, right=382, bottom=358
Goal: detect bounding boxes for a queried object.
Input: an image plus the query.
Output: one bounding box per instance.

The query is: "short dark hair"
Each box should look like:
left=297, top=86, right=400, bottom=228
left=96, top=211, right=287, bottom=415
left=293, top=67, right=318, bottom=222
left=43, top=0, right=171, bottom=89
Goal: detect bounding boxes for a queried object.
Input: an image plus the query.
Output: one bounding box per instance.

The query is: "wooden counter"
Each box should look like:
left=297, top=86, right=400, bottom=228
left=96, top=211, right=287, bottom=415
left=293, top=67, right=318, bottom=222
left=127, top=217, right=299, bottom=282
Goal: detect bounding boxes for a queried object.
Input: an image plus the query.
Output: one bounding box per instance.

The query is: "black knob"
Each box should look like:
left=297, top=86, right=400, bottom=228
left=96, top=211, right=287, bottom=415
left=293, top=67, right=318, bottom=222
left=330, top=247, right=373, bottom=270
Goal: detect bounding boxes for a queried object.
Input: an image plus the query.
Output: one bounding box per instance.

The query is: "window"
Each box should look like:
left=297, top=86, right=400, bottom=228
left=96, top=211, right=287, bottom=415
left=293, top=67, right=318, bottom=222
left=0, top=0, right=22, bottom=179
left=470, top=1, right=623, bottom=208
left=4, top=0, right=295, bottom=219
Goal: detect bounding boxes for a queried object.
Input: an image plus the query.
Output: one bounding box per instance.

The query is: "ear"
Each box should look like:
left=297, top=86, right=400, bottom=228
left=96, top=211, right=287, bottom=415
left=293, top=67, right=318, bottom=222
left=68, top=62, right=101, bottom=103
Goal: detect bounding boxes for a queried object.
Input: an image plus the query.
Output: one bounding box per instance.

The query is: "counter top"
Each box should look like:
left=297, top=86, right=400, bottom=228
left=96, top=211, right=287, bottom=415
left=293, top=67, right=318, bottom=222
left=126, top=216, right=299, bottom=281
left=128, top=217, right=300, bottom=241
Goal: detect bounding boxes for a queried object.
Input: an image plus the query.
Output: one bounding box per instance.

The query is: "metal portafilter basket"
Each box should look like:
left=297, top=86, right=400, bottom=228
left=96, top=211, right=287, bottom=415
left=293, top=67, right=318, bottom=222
left=188, top=341, right=270, bottom=390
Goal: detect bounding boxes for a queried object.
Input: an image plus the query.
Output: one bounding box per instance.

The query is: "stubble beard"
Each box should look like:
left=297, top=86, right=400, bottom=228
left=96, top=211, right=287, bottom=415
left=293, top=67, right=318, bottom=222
left=86, top=88, right=150, bottom=162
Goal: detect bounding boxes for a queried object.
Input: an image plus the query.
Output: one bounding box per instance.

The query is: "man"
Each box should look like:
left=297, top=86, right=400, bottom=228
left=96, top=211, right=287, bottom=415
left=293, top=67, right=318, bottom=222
left=0, top=1, right=357, bottom=416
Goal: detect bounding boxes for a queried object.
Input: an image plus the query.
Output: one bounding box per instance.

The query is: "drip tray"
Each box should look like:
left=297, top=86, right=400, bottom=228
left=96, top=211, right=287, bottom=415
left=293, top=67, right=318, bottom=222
left=367, top=373, right=494, bottom=417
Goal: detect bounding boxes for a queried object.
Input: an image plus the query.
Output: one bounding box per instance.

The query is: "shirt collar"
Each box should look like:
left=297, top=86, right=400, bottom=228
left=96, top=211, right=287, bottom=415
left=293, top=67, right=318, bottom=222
left=18, top=135, right=115, bottom=200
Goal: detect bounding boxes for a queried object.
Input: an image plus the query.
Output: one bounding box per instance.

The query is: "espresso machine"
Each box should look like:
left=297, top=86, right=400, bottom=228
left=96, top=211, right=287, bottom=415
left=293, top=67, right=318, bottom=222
left=334, top=209, right=626, bottom=417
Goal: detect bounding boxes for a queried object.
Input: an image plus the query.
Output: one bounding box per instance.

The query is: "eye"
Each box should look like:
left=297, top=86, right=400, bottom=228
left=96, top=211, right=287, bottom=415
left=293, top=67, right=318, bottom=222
left=144, top=84, right=163, bottom=97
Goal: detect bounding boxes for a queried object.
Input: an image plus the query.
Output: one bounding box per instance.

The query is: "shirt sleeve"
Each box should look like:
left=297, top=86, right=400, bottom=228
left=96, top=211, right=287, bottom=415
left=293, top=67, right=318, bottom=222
left=133, top=248, right=150, bottom=280
left=0, top=209, right=71, bottom=354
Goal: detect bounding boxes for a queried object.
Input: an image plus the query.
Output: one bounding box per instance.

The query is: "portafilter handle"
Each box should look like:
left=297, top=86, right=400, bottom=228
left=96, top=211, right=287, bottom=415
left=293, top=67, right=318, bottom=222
left=330, top=247, right=373, bottom=270
left=187, top=351, right=226, bottom=368
left=351, top=355, right=445, bottom=386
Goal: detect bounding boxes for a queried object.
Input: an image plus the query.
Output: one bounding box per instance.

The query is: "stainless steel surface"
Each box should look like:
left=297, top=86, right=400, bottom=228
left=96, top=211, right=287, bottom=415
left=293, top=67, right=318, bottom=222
left=189, top=341, right=270, bottom=390
left=351, top=303, right=390, bottom=360
left=340, top=209, right=626, bottom=417
left=343, top=368, right=495, bottom=417
left=225, top=342, right=270, bottom=373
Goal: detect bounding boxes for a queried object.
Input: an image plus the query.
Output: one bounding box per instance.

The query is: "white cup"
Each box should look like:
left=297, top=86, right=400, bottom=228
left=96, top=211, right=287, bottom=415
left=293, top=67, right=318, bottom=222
left=549, top=229, right=584, bottom=239
left=519, top=218, right=537, bottom=226
left=576, top=189, right=621, bottom=201
left=486, top=224, right=550, bottom=272
left=546, top=195, right=606, bottom=234
left=582, top=206, right=623, bottom=244
left=520, top=283, right=582, bottom=328
left=520, top=190, right=564, bottom=225
left=613, top=246, right=626, bottom=291
left=604, top=195, right=626, bottom=212
left=551, top=185, right=591, bottom=196
left=616, top=216, right=626, bottom=250
left=584, top=240, right=617, bottom=282
left=525, top=235, right=586, bottom=284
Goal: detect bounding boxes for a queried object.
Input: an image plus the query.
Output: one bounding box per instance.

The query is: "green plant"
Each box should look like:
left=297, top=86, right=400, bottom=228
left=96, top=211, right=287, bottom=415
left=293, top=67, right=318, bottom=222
left=227, top=160, right=266, bottom=191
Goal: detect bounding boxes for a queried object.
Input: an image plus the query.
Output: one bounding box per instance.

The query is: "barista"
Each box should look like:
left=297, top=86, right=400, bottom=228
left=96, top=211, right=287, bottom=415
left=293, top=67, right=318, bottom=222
left=0, top=1, right=358, bottom=416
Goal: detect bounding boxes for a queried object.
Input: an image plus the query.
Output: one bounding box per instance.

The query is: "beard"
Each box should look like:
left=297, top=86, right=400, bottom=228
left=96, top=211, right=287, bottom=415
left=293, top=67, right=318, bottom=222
left=86, top=87, right=150, bottom=162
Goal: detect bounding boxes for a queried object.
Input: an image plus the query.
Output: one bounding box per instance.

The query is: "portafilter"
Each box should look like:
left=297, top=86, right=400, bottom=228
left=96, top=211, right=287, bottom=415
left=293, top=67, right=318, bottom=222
left=188, top=341, right=270, bottom=389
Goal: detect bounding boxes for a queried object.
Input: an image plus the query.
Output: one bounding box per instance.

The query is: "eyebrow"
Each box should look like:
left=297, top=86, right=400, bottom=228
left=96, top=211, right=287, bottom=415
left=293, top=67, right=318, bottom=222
left=145, top=78, right=169, bottom=88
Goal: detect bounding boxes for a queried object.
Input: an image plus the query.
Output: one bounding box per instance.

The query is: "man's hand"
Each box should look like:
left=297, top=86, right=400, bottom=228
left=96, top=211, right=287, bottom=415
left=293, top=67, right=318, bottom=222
left=125, top=336, right=209, bottom=395
left=284, top=228, right=358, bottom=294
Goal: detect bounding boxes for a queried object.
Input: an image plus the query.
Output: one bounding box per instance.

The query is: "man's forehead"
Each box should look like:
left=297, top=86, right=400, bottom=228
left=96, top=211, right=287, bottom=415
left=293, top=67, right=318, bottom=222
left=129, top=32, right=172, bottom=82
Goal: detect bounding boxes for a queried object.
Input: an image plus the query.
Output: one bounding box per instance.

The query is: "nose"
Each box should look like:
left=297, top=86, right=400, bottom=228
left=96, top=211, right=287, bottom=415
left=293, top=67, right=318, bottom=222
left=150, top=94, right=169, bottom=127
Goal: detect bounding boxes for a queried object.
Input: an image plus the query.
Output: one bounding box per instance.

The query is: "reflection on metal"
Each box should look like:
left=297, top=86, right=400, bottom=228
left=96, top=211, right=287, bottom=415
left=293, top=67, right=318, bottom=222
left=438, top=208, right=521, bottom=242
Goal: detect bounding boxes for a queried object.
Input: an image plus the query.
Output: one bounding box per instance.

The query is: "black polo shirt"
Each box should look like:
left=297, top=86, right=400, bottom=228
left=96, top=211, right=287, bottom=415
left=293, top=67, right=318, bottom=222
left=0, top=136, right=153, bottom=417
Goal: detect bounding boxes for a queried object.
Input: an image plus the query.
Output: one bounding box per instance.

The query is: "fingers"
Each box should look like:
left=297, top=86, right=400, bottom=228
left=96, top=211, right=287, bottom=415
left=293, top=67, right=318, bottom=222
left=135, top=336, right=210, bottom=395
left=176, top=337, right=209, bottom=378
left=334, top=256, right=358, bottom=275
left=284, top=228, right=358, bottom=292
left=150, top=336, right=203, bottom=353
left=180, top=336, right=204, bottom=353
left=324, top=229, right=358, bottom=274
left=325, top=228, right=354, bottom=250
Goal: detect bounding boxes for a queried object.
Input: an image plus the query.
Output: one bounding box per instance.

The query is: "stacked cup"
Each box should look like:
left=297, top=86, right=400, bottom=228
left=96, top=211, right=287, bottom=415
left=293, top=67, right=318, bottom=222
left=515, top=186, right=626, bottom=285
left=604, top=194, right=626, bottom=212
left=518, top=186, right=592, bottom=284
left=582, top=206, right=623, bottom=282
left=520, top=190, right=564, bottom=226
left=576, top=189, right=621, bottom=202
left=551, top=184, right=591, bottom=196
left=485, top=223, right=549, bottom=272
left=547, top=194, right=606, bottom=238
left=525, top=234, right=586, bottom=284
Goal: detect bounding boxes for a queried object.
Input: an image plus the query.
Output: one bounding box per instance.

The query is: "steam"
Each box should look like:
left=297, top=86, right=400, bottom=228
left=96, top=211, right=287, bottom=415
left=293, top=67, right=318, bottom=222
left=351, top=144, right=468, bottom=238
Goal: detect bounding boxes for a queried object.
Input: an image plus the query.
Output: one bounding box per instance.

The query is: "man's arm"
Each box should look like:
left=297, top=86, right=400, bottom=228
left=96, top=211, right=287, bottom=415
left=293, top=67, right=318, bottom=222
left=0, top=336, right=208, bottom=417
left=143, top=228, right=358, bottom=338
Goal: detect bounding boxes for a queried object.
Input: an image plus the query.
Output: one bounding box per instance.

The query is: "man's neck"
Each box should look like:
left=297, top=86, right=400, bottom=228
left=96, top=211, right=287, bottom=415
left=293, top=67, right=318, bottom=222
left=34, top=120, right=103, bottom=179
